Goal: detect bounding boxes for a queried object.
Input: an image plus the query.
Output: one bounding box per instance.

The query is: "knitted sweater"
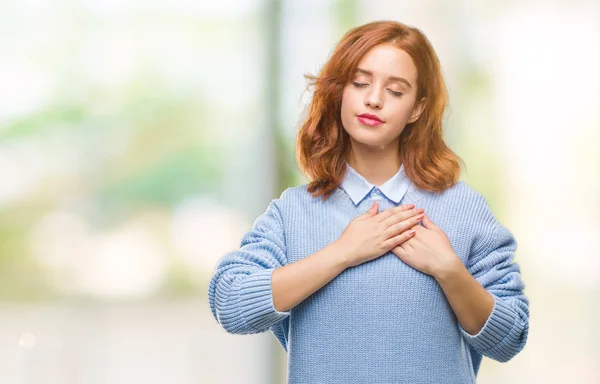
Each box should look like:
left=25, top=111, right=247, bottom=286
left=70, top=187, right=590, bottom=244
left=208, top=167, right=529, bottom=384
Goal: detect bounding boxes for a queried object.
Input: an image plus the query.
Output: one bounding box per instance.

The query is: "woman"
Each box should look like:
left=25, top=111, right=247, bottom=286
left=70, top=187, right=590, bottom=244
left=208, top=20, right=529, bottom=383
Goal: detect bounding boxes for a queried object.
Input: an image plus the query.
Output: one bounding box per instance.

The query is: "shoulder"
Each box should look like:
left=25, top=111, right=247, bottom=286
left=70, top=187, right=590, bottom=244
left=272, top=183, right=324, bottom=209
left=414, top=180, right=501, bottom=245
left=444, top=181, right=499, bottom=226
left=442, top=182, right=510, bottom=256
left=448, top=181, right=490, bottom=208
left=411, top=180, right=491, bottom=212
left=269, top=183, right=344, bottom=225
left=277, top=184, right=312, bottom=200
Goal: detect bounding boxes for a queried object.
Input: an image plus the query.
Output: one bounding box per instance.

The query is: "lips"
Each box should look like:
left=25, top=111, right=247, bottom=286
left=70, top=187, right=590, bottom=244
left=357, top=113, right=383, bottom=126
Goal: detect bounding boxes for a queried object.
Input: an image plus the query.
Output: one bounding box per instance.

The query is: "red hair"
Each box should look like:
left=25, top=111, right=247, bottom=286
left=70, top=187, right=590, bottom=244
left=296, top=20, right=463, bottom=200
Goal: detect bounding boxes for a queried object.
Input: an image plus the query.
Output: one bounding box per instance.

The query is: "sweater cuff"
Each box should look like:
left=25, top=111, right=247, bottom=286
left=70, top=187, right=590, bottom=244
left=240, top=268, right=290, bottom=331
left=459, top=295, right=517, bottom=352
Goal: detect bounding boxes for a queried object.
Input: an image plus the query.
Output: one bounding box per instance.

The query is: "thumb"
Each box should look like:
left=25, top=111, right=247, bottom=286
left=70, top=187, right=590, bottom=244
left=421, top=213, right=437, bottom=230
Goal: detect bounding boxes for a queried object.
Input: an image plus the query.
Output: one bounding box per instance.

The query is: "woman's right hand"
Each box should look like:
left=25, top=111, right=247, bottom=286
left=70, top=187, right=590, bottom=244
left=334, top=201, right=425, bottom=268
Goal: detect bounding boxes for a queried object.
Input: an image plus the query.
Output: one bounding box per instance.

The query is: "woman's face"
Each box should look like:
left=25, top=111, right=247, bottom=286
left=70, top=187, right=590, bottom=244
left=340, top=43, right=425, bottom=149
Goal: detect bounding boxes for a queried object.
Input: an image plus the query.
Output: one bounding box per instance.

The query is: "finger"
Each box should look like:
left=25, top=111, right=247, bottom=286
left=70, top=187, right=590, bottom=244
left=369, top=200, right=379, bottom=215
left=393, top=244, right=412, bottom=263
left=381, top=207, right=424, bottom=226
left=421, top=214, right=437, bottom=231
left=376, top=203, right=416, bottom=222
left=392, top=242, right=410, bottom=256
left=361, top=200, right=379, bottom=218
left=382, top=211, right=424, bottom=237
left=382, top=227, right=416, bottom=250
left=392, top=245, right=405, bottom=258
left=393, top=244, right=406, bottom=256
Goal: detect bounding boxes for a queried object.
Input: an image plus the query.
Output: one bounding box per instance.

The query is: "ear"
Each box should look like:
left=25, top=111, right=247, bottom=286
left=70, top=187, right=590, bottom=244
left=407, top=97, right=426, bottom=124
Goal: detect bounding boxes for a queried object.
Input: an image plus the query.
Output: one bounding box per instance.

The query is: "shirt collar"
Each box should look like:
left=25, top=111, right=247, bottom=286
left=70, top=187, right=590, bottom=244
left=340, top=162, right=410, bottom=206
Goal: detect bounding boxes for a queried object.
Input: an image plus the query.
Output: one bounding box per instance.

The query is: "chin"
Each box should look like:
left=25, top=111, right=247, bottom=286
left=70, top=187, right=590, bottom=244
left=348, top=132, right=392, bottom=148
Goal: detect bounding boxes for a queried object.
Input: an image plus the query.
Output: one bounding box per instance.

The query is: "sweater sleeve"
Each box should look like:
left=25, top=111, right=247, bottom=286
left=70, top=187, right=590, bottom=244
left=207, top=199, right=290, bottom=334
left=459, top=214, right=530, bottom=363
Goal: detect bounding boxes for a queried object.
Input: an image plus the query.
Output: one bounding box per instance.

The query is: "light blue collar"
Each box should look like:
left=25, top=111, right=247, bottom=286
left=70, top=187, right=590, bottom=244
left=340, top=162, right=410, bottom=205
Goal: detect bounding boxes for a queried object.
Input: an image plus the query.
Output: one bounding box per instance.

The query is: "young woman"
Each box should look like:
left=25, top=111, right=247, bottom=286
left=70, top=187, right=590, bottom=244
left=208, top=20, right=529, bottom=383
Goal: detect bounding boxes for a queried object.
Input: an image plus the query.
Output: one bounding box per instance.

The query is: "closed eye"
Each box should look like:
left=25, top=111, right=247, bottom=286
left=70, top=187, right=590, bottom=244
left=353, top=82, right=403, bottom=97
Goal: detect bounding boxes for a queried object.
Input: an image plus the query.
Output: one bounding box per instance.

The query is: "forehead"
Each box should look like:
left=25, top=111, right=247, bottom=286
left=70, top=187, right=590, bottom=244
left=354, top=43, right=418, bottom=82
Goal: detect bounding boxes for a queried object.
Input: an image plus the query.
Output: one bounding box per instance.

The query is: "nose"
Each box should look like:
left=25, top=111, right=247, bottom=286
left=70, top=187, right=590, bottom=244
left=364, top=88, right=382, bottom=110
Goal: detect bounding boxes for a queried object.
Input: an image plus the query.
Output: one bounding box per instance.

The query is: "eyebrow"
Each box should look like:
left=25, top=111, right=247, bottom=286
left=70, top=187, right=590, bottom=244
left=355, top=68, right=412, bottom=89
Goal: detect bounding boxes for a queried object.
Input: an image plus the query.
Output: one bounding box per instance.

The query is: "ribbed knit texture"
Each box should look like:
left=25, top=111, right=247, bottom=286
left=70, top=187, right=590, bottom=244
left=208, top=180, right=529, bottom=384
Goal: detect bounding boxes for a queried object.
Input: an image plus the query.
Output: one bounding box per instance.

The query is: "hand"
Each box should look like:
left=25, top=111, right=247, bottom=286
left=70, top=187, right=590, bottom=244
left=391, top=214, right=462, bottom=278
left=335, top=201, right=424, bottom=268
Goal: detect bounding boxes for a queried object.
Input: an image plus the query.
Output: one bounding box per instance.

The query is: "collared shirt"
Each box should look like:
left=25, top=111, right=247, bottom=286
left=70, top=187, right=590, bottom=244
left=339, top=162, right=411, bottom=206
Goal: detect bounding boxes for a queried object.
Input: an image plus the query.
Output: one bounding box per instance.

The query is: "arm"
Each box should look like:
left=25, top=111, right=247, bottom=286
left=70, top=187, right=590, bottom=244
left=439, top=220, right=529, bottom=363
left=272, top=241, right=348, bottom=312
left=208, top=199, right=349, bottom=334
left=435, top=263, right=495, bottom=336
left=208, top=200, right=290, bottom=334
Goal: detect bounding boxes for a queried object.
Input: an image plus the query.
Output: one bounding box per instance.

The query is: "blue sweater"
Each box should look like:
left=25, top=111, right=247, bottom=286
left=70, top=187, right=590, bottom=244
left=208, top=164, right=529, bottom=383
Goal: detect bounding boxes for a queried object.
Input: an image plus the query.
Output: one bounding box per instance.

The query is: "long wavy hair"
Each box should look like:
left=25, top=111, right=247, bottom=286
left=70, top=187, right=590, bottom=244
left=296, top=20, right=463, bottom=200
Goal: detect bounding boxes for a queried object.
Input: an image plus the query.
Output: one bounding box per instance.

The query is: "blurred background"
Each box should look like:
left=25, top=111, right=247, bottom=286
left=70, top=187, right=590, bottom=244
left=0, top=0, right=598, bottom=383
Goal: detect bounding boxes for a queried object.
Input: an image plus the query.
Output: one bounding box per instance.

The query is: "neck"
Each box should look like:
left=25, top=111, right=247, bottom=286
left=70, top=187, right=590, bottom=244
left=347, top=140, right=402, bottom=186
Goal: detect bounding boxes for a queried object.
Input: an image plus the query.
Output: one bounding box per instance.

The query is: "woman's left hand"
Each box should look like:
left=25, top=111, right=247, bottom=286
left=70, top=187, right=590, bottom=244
left=391, top=214, right=462, bottom=278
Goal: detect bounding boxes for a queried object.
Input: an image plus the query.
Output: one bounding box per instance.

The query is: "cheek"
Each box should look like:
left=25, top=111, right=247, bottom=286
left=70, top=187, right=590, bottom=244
left=341, top=89, right=352, bottom=111
left=340, top=89, right=356, bottom=121
left=391, top=101, right=417, bottom=123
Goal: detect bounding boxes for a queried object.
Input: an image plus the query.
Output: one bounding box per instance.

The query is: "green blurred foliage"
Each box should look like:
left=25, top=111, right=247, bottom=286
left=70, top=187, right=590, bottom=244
left=0, top=73, right=221, bottom=300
